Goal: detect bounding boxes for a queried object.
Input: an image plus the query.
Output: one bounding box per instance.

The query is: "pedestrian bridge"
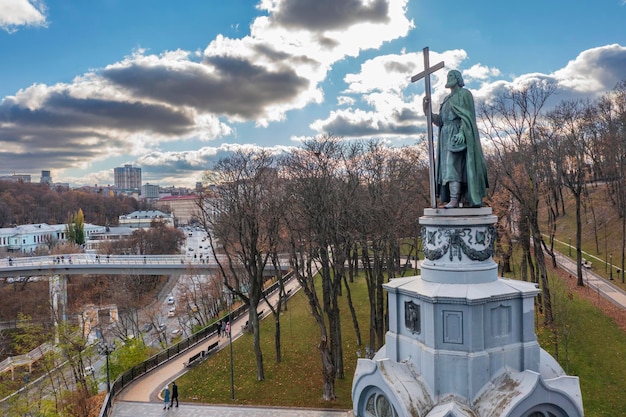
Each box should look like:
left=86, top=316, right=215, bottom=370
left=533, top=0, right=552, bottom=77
left=0, top=254, right=288, bottom=279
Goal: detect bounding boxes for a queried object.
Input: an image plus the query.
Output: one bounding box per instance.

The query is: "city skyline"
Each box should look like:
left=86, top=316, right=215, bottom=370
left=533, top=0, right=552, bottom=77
left=1, top=0, right=625, bottom=188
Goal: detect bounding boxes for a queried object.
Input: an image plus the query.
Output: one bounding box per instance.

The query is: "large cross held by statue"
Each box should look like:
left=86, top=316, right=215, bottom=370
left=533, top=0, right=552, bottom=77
left=411, top=47, right=444, bottom=208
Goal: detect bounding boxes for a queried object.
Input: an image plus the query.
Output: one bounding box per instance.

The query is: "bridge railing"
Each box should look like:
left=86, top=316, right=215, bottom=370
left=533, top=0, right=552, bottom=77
left=2, top=253, right=228, bottom=267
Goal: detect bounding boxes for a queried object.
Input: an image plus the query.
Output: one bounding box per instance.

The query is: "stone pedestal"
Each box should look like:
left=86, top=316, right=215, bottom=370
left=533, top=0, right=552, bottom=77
left=352, top=208, right=584, bottom=417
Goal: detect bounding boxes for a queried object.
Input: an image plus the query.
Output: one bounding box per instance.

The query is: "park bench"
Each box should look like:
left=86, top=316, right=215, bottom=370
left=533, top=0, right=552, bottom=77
left=184, top=341, right=219, bottom=368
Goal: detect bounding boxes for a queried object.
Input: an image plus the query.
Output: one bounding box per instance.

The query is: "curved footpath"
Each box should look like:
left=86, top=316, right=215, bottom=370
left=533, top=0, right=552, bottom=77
left=111, top=277, right=352, bottom=417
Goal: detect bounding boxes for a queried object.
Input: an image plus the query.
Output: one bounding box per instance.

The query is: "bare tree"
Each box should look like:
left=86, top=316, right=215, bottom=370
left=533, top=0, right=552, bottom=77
left=595, top=81, right=626, bottom=282
left=547, top=99, right=598, bottom=285
left=176, top=269, right=223, bottom=331
left=356, top=142, right=426, bottom=351
left=129, top=219, right=186, bottom=255
left=479, top=81, right=556, bottom=324
left=281, top=137, right=349, bottom=400
left=196, top=149, right=281, bottom=382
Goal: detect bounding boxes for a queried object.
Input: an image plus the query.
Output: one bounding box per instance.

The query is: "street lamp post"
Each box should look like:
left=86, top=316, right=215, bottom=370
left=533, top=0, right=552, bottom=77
left=228, top=293, right=235, bottom=400
left=610, top=253, right=613, bottom=281
left=569, top=236, right=572, bottom=257
left=98, top=338, right=115, bottom=393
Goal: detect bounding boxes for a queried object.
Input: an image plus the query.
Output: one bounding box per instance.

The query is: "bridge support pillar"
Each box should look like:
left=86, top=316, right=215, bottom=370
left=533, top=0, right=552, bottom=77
left=49, top=275, right=67, bottom=343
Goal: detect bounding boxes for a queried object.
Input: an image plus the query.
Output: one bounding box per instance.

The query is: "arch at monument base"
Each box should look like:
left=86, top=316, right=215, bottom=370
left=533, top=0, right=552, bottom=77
left=351, top=208, right=583, bottom=417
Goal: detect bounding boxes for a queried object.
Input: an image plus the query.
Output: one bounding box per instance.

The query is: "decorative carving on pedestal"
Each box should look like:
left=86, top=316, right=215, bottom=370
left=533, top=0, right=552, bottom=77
left=421, top=225, right=496, bottom=262
left=404, top=301, right=421, bottom=334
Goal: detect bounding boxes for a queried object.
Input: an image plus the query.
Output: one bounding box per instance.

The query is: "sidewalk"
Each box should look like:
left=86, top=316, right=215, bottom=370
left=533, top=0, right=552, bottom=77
left=111, top=278, right=353, bottom=417
left=555, top=252, right=626, bottom=309
left=112, top=402, right=350, bottom=417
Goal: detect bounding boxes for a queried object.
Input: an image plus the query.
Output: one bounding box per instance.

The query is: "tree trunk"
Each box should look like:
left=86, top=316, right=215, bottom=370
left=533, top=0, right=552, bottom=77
left=274, top=318, right=281, bottom=363
left=575, top=192, right=584, bottom=286
left=342, top=274, right=362, bottom=347
left=250, top=307, right=265, bottom=381
left=531, top=220, right=553, bottom=324
left=319, top=335, right=336, bottom=401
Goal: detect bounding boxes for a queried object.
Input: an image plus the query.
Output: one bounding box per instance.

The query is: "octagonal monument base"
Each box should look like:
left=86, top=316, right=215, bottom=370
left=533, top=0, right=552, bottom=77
left=352, top=208, right=583, bottom=417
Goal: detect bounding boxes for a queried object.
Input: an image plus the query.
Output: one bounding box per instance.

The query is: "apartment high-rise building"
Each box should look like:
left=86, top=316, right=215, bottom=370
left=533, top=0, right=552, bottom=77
left=141, top=183, right=159, bottom=199
left=114, top=164, right=142, bottom=191
left=40, top=170, right=52, bottom=185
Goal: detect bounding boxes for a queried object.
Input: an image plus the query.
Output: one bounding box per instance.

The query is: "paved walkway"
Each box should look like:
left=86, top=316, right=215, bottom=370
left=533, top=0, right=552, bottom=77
left=111, top=277, right=353, bottom=416
left=555, top=252, right=626, bottom=309
left=112, top=402, right=349, bottom=417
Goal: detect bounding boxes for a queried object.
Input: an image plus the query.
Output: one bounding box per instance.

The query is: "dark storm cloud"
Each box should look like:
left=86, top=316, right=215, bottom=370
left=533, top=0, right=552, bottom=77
left=1, top=91, right=193, bottom=135
left=253, top=43, right=319, bottom=66
left=137, top=145, right=291, bottom=184
left=0, top=148, right=99, bottom=172
left=319, top=113, right=420, bottom=137
left=384, top=60, right=413, bottom=74
left=102, top=56, right=309, bottom=120
left=0, top=88, right=195, bottom=173
left=393, top=107, right=420, bottom=122
left=272, top=0, right=389, bottom=31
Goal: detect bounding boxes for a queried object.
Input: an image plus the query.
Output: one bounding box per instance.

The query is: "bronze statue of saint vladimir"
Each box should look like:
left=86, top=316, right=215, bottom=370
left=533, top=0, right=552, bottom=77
left=423, top=70, right=488, bottom=208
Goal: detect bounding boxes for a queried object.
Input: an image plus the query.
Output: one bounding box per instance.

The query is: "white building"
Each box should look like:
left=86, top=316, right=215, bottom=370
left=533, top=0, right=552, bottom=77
left=83, top=226, right=134, bottom=253
left=118, top=210, right=174, bottom=229
left=0, top=223, right=105, bottom=254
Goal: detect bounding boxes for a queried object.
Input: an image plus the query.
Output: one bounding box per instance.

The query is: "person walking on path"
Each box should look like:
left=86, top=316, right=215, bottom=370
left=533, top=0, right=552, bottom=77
left=170, top=381, right=179, bottom=408
left=217, top=320, right=222, bottom=338
left=225, top=321, right=230, bottom=337
left=162, top=385, right=170, bottom=410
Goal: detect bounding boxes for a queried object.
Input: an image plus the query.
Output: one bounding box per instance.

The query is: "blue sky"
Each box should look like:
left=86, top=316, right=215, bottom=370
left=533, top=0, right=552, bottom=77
left=1, top=0, right=625, bottom=188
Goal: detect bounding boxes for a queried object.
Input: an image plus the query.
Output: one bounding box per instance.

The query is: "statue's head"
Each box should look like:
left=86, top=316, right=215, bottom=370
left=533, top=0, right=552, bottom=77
left=446, top=70, right=465, bottom=88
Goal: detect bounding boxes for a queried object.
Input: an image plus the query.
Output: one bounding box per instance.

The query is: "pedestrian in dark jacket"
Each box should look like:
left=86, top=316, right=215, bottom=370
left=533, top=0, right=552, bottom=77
left=170, top=381, right=179, bottom=407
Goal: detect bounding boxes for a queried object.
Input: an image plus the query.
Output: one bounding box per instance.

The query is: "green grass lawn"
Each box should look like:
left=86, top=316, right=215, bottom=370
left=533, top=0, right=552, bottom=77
left=537, top=273, right=626, bottom=417
left=176, top=270, right=626, bottom=416
left=177, top=279, right=370, bottom=410
left=566, top=297, right=626, bottom=417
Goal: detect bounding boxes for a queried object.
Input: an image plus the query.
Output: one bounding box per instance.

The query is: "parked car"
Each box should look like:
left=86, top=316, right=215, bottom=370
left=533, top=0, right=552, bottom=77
left=167, top=296, right=175, bottom=305
left=168, top=307, right=176, bottom=317
left=141, top=323, right=153, bottom=333
left=84, top=366, right=94, bottom=376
